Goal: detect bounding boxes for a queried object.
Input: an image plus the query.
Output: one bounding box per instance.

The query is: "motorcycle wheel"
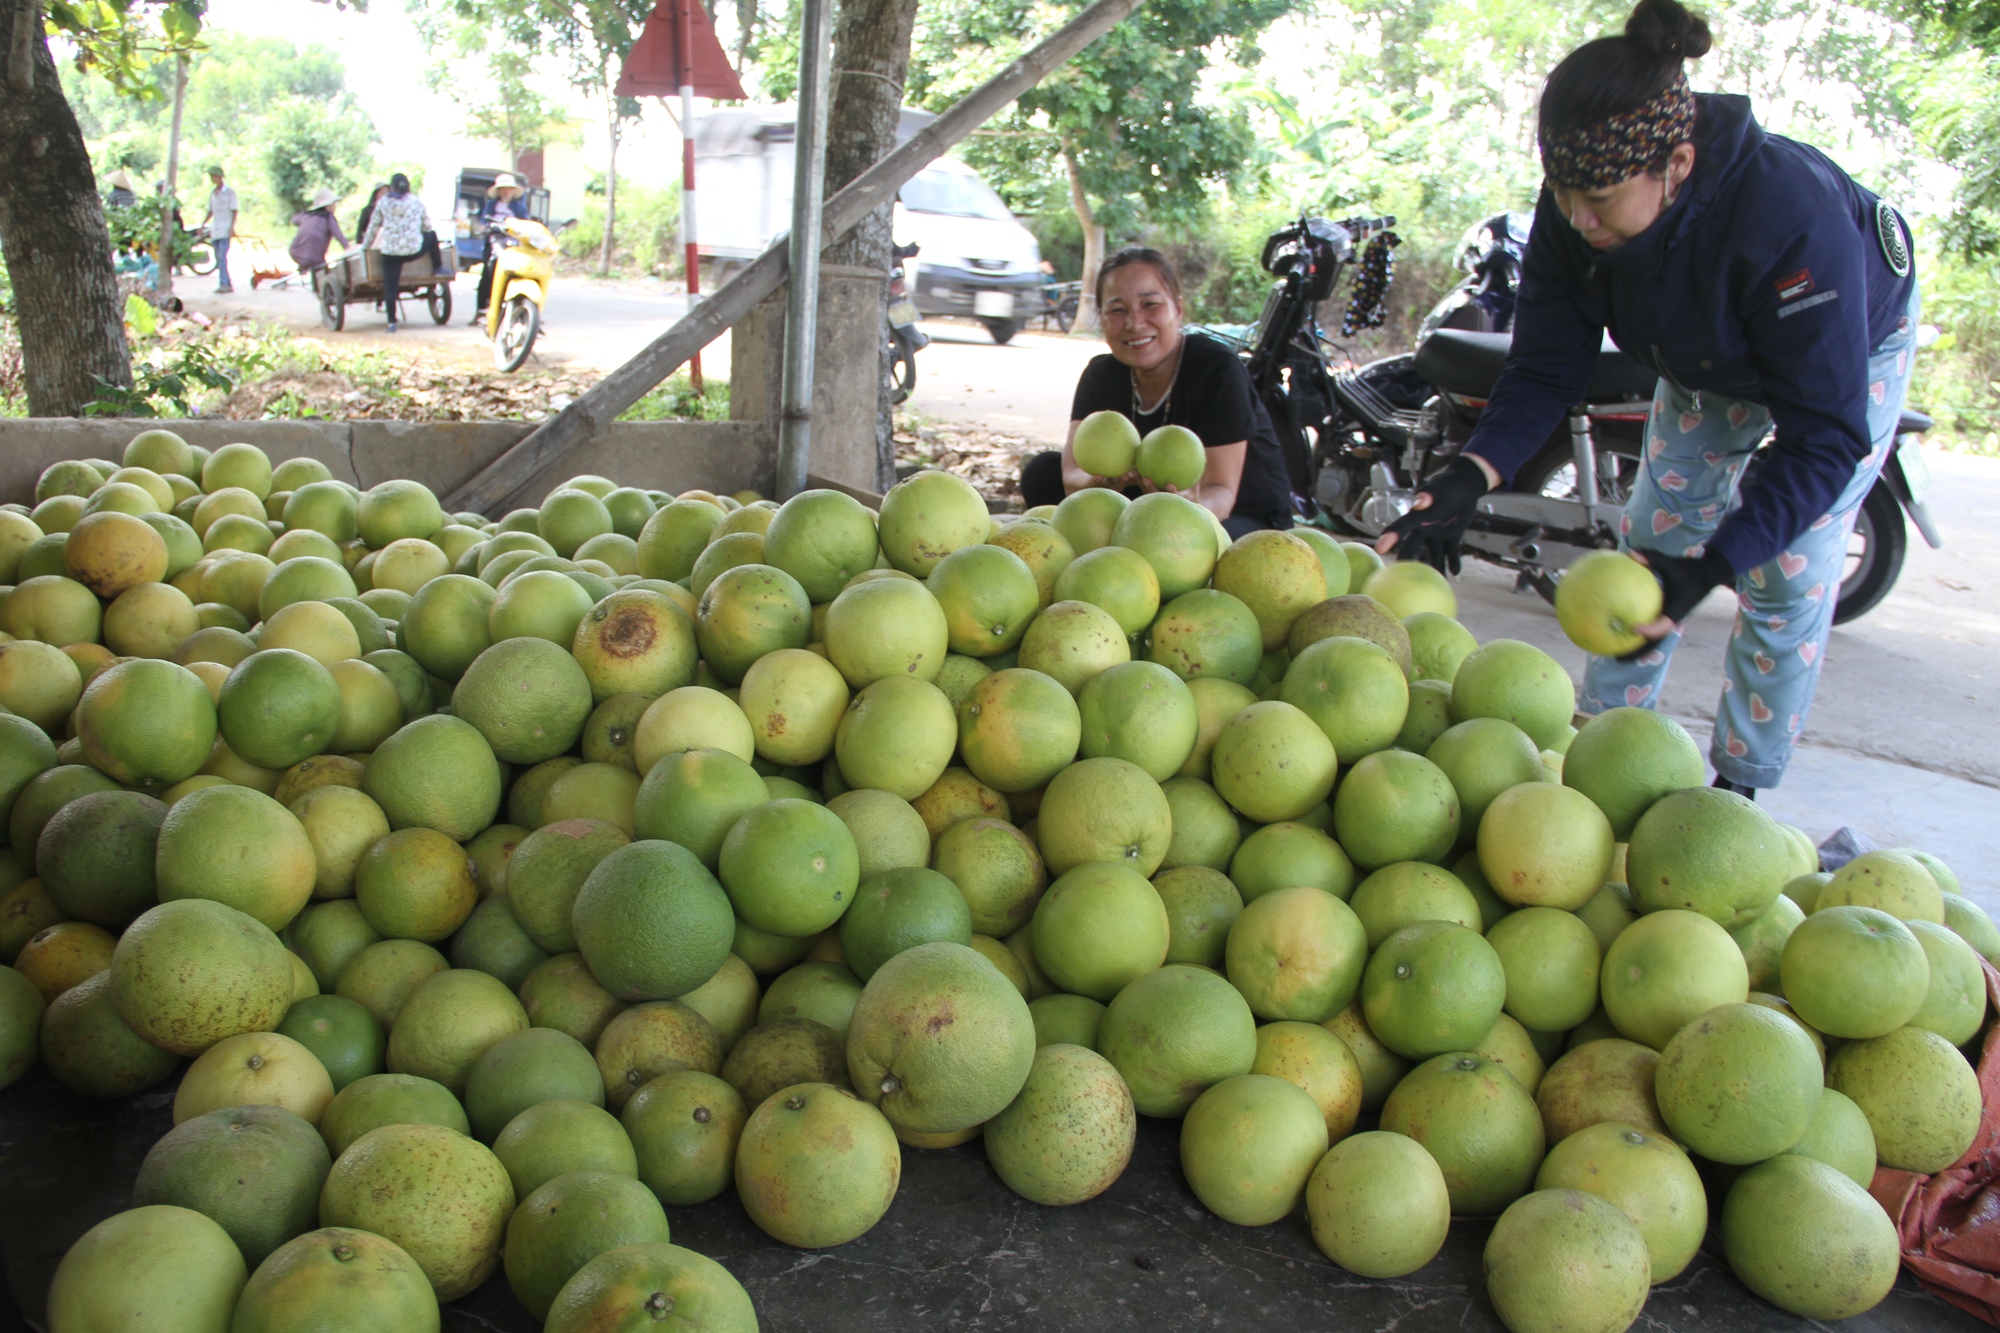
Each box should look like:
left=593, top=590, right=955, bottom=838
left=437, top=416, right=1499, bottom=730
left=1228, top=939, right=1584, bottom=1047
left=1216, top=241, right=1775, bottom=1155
left=1056, top=297, right=1078, bottom=335
left=1832, top=478, right=1905, bottom=625
left=889, top=335, right=917, bottom=405
left=494, top=296, right=540, bottom=373
left=186, top=241, right=216, bottom=276
left=428, top=283, right=453, bottom=325
left=1511, top=431, right=1642, bottom=506
left=318, top=280, right=345, bottom=332
left=981, top=318, right=1020, bottom=345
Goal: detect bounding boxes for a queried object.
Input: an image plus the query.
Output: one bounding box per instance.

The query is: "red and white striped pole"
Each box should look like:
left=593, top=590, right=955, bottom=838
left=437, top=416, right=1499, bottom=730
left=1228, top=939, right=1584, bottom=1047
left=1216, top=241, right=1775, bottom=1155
left=678, top=0, right=702, bottom=394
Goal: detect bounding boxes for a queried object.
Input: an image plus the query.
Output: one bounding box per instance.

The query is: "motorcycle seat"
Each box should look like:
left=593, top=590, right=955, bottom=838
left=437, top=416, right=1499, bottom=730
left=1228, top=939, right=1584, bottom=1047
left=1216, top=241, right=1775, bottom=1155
left=1415, top=329, right=1659, bottom=403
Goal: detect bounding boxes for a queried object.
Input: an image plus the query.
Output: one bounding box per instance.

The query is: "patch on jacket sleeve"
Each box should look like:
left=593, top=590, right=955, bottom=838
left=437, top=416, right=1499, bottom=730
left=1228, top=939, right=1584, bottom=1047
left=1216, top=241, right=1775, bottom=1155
left=1775, top=289, right=1838, bottom=319
left=1772, top=269, right=1814, bottom=301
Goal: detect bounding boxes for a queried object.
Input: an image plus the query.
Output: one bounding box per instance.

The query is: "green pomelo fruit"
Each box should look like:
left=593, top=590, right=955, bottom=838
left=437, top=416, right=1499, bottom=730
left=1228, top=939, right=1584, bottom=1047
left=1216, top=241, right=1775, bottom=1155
left=633, top=747, right=767, bottom=867
left=1147, top=588, right=1261, bottom=687
left=229, top=1227, right=439, bottom=1333
left=1787, top=1085, right=1877, bottom=1188
left=1779, top=905, right=1930, bottom=1039
left=275, top=993, right=385, bottom=1091
left=1280, top=635, right=1408, bottom=765
left=1360, top=920, right=1505, bottom=1060
left=821, top=574, right=950, bottom=689
left=1728, top=894, right=1806, bottom=995
left=1600, top=909, right=1748, bottom=1050
left=1226, top=883, right=1368, bottom=1024
left=1153, top=865, right=1243, bottom=969
left=928, top=543, right=1043, bottom=657
left=1575, top=882, right=1638, bottom=953
left=319, top=1122, right=515, bottom=1301
left=1535, top=1120, right=1705, bottom=1282
left=1627, top=786, right=1794, bottom=926
left=385, top=968, right=528, bottom=1098
left=110, top=898, right=293, bottom=1057
left=575, top=840, right=736, bottom=1001
left=954, top=667, right=1083, bottom=796
left=622, top=1069, right=747, bottom=1206
left=1097, top=964, right=1256, bottom=1117
left=1032, top=862, right=1170, bottom=1002
left=1449, top=638, right=1574, bottom=749
left=1287, top=593, right=1410, bottom=672
left=1404, top=611, right=1477, bottom=683
left=1828, top=1024, right=1981, bottom=1173
left=133, top=1103, right=331, bottom=1266
left=877, top=469, right=989, bottom=576
left=1229, top=822, right=1354, bottom=902
left=1555, top=550, right=1662, bottom=656
left=983, top=1042, right=1136, bottom=1205
left=1655, top=1002, right=1823, bottom=1163
left=846, top=940, right=1036, bottom=1134
left=1051, top=487, right=1129, bottom=555
left=491, top=1098, right=636, bottom=1201
left=759, top=960, right=864, bottom=1041
left=1362, top=560, right=1456, bottom=619
left=1577, top=706, right=1755, bottom=844
left=1486, top=906, right=1603, bottom=1033
left=1015, top=598, right=1131, bottom=697
left=734, top=1082, right=901, bottom=1246
left=1180, top=1073, right=1329, bottom=1225
left=1109, top=492, right=1218, bottom=599
left=1477, top=781, right=1615, bottom=912
left=1905, top=918, right=1988, bottom=1045
left=1034, top=756, right=1173, bottom=879
left=317, top=1072, right=468, bottom=1158
left=489, top=820, right=632, bottom=955
left=833, top=676, right=958, bottom=801
left=1380, top=1051, right=1546, bottom=1216
left=1136, top=423, right=1205, bottom=489
left=40, top=970, right=181, bottom=1098
left=840, top=867, right=973, bottom=981
left=36, top=789, right=165, bottom=930
left=721, top=1017, right=847, bottom=1108
left=503, top=1169, right=671, bottom=1319
left=449, top=896, right=551, bottom=991
left=543, top=1242, right=757, bottom=1333
left=46, top=1205, right=247, bottom=1333
left=1720, top=1155, right=1900, bottom=1319
left=1073, top=410, right=1141, bottom=478
left=1322, top=1001, right=1410, bottom=1113
left=1212, top=530, right=1327, bottom=651
left=1028, top=993, right=1106, bottom=1049
left=463, top=1027, right=604, bottom=1142
left=761, top=488, right=880, bottom=603
left=1307, top=1130, right=1451, bottom=1277
left=1943, top=892, right=2000, bottom=964
left=1332, top=749, right=1459, bottom=870
left=1426, top=717, right=1543, bottom=832
left=1348, top=861, right=1481, bottom=950
left=1483, top=1190, right=1651, bottom=1333
left=1209, top=699, right=1338, bottom=824
left=694, top=563, right=812, bottom=684
left=1077, top=660, right=1198, bottom=782
left=334, top=939, right=449, bottom=1030
left=1816, top=848, right=1947, bottom=923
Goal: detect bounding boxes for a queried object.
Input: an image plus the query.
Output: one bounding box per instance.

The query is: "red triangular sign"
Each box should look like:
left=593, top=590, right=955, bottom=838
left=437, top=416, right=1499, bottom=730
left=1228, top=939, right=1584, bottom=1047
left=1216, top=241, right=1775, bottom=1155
left=616, top=0, right=748, bottom=101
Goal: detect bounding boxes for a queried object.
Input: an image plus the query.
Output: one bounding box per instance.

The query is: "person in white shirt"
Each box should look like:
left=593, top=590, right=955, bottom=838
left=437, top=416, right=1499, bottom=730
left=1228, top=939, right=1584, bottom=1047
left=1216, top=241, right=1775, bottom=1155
left=201, top=166, right=239, bottom=293
left=360, top=173, right=433, bottom=333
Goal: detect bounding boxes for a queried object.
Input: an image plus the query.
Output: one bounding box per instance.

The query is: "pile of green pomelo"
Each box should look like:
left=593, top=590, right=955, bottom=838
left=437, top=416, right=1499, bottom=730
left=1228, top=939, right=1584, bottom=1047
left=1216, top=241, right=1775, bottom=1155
left=0, top=418, right=1987, bottom=1333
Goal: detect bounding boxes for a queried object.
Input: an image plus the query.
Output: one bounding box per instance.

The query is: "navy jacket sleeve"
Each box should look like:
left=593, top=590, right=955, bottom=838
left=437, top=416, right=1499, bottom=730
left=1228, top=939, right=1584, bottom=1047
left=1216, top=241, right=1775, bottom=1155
left=1460, top=191, right=1605, bottom=482
left=1708, top=219, right=1875, bottom=574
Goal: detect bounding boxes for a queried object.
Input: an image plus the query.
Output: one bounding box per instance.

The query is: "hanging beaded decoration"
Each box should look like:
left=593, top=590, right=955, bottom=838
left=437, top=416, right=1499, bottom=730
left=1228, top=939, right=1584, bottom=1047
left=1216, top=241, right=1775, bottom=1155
left=1342, top=230, right=1401, bottom=337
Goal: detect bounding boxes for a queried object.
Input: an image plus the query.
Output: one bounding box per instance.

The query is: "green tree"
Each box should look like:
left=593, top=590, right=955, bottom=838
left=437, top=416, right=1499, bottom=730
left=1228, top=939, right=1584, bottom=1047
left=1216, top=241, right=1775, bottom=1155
left=908, top=0, right=1305, bottom=329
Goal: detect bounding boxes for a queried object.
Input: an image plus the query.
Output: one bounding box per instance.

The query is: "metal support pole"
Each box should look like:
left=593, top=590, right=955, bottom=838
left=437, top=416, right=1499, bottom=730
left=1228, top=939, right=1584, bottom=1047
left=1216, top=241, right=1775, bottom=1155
left=678, top=0, right=702, bottom=393
left=776, top=0, right=833, bottom=501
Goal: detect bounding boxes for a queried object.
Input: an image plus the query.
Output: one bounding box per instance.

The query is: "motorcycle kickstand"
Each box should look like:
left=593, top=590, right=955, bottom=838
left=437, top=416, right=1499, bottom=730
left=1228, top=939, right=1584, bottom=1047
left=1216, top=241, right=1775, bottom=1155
left=1512, top=568, right=1559, bottom=603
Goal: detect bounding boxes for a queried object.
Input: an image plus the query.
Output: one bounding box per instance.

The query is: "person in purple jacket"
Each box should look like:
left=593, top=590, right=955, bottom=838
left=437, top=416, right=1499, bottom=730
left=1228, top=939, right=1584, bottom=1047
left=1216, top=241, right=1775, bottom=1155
left=1379, top=0, right=1919, bottom=798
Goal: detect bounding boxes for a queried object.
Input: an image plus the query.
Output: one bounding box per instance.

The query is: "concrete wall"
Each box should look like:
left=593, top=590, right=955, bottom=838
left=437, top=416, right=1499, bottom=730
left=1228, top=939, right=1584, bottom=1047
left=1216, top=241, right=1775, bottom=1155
left=730, top=263, right=888, bottom=496
left=0, top=418, right=777, bottom=512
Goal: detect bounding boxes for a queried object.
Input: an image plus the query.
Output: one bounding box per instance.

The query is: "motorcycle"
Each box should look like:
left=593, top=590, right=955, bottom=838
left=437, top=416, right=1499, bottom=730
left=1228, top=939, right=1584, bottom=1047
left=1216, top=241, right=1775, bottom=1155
left=1242, top=211, right=1939, bottom=624
left=482, top=216, right=575, bottom=373
left=888, top=241, right=929, bottom=405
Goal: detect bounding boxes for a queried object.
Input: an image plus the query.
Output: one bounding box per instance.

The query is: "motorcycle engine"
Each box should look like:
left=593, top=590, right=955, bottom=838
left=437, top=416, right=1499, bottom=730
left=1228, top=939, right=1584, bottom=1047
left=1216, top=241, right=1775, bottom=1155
left=1314, top=465, right=1354, bottom=517
left=1359, top=462, right=1415, bottom=532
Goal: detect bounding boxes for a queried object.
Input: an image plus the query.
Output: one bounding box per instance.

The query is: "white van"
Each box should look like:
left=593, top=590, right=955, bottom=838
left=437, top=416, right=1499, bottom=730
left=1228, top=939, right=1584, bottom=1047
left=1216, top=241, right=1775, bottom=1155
left=693, top=105, right=1043, bottom=342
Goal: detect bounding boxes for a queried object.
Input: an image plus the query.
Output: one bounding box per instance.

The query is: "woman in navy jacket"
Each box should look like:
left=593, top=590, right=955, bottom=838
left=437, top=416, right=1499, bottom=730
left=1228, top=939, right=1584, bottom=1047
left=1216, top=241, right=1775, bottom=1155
left=1381, top=0, right=1919, bottom=798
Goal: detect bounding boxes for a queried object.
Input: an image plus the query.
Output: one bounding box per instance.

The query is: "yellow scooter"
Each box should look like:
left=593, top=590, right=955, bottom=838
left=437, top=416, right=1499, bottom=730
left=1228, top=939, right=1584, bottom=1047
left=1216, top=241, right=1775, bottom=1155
left=481, top=216, right=574, bottom=372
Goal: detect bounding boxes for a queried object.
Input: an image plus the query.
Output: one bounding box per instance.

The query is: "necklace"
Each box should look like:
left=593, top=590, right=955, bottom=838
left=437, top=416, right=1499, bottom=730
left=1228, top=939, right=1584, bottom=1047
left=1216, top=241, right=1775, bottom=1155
left=1131, top=346, right=1183, bottom=420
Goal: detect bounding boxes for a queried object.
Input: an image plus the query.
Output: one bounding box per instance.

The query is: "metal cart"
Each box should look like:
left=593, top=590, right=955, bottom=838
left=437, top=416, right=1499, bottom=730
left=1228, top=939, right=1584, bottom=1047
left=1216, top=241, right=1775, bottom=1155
left=313, top=245, right=457, bottom=331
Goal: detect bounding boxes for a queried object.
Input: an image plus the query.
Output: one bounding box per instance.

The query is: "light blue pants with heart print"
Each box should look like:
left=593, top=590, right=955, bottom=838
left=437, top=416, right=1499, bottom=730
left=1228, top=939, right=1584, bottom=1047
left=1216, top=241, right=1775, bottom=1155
left=1579, top=288, right=1920, bottom=789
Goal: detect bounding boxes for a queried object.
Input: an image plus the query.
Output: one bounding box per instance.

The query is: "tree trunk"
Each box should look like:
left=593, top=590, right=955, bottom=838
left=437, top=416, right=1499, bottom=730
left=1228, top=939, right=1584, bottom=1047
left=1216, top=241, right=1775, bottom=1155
left=736, top=0, right=757, bottom=72
left=824, top=0, right=919, bottom=492
left=0, top=5, right=131, bottom=416
left=1065, top=147, right=1105, bottom=334
left=599, top=90, right=620, bottom=278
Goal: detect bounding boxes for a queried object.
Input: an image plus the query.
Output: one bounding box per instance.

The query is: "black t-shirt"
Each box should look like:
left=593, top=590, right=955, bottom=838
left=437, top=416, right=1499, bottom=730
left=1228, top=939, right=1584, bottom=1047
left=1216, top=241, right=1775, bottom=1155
left=1069, top=331, right=1293, bottom=527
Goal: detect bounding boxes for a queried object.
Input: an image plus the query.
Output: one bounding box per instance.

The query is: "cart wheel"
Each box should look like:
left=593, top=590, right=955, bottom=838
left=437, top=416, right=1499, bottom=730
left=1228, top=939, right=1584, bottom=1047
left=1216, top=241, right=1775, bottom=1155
left=494, top=296, right=540, bottom=372
left=428, top=283, right=453, bottom=325
left=319, top=280, right=346, bottom=331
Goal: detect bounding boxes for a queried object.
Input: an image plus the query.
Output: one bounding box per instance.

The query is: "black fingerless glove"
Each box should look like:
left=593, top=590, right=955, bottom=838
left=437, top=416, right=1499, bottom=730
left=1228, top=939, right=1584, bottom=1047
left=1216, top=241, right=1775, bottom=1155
left=1616, top=546, right=1737, bottom=661
left=1380, top=456, right=1491, bottom=576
